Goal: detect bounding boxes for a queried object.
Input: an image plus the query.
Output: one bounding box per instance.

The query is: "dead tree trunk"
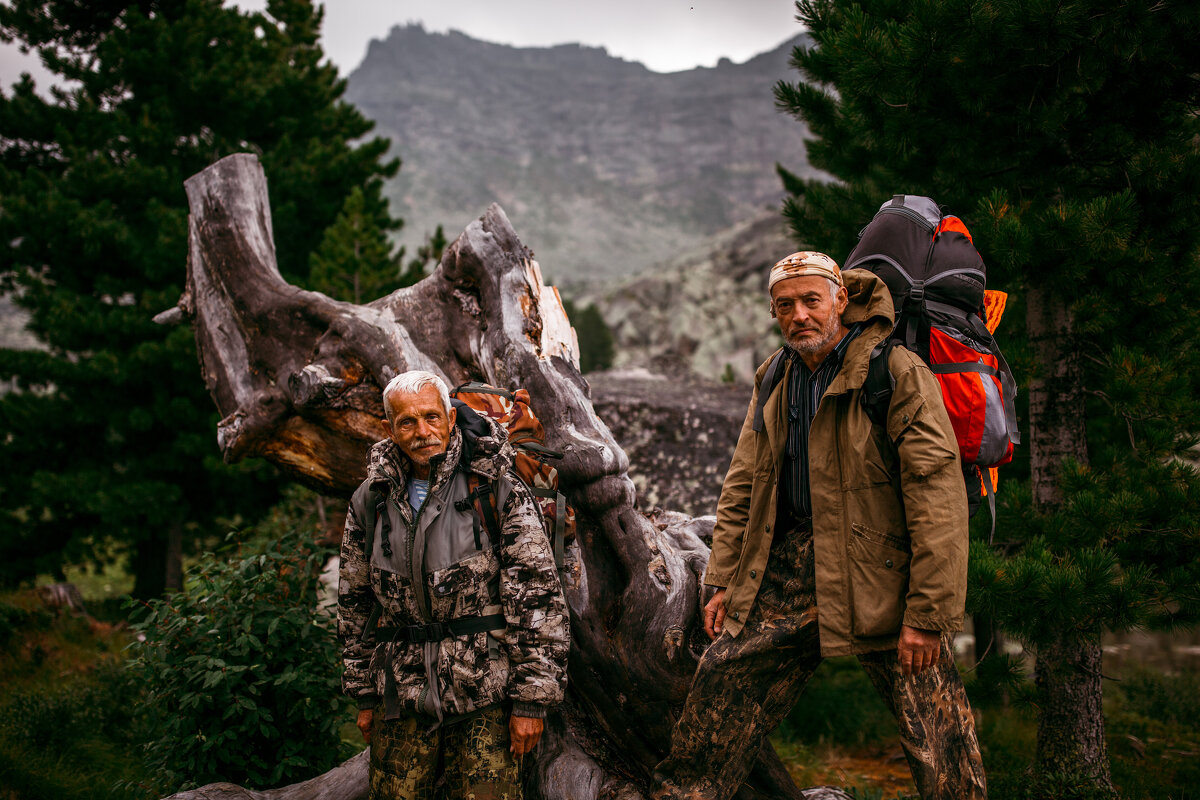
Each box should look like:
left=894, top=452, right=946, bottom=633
left=165, top=154, right=849, bottom=800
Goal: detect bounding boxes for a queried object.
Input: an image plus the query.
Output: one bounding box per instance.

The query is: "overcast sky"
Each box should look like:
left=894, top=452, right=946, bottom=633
left=1, top=1, right=803, bottom=90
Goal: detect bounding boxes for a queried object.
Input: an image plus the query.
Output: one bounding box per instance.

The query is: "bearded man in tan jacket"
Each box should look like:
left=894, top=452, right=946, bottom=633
left=653, top=252, right=987, bottom=800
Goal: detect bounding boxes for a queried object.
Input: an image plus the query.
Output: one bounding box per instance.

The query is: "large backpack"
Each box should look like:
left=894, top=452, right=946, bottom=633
left=845, top=195, right=1020, bottom=527
left=449, top=382, right=576, bottom=572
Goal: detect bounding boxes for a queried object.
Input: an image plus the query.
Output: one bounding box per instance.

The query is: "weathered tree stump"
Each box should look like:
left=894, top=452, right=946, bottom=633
left=165, top=153, right=852, bottom=800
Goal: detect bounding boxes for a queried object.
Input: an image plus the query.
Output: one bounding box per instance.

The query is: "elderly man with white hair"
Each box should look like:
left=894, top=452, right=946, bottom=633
left=337, top=370, right=568, bottom=800
left=652, top=253, right=987, bottom=800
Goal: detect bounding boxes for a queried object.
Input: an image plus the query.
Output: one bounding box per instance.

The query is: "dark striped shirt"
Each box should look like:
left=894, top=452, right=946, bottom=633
left=780, top=324, right=863, bottom=519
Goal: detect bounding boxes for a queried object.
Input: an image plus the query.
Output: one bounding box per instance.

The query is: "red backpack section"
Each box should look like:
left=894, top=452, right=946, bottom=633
left=927, top=319, right=1013, bottom=468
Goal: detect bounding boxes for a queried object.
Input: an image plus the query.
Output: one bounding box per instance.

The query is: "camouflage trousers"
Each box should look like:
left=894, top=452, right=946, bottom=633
left=369, top=705, right=522, bottom=800
left=655, top=522, right=987, bottom=800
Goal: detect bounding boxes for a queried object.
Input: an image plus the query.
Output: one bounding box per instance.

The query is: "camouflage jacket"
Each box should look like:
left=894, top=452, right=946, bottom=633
left=337, top=416, right=569, bottom=722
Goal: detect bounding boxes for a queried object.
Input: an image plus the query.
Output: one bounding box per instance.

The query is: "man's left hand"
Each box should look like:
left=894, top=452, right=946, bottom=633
left=510, top=714, right=544, bottom=756
left=897, top=624, right=941, bottom=676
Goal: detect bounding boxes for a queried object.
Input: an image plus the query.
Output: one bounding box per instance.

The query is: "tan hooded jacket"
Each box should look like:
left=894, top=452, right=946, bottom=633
left=705, top=269, right=969, bottom=656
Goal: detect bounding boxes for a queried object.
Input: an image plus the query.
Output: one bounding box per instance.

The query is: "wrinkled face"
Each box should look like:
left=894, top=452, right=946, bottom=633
left=383, top=385, right=456, bottom=478
left=770, top=275, right=848, bottom=359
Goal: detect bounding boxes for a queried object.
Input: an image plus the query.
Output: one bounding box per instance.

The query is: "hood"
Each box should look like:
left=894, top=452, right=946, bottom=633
left=365, top=409, right=515, bottom=496
left=823, top=268, right=898, bottom=395
left=841, top=268, right=897, bottom=329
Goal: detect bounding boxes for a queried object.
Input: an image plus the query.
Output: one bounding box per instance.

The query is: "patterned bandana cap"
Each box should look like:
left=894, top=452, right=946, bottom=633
left=768, top=251, right=843, bottom=293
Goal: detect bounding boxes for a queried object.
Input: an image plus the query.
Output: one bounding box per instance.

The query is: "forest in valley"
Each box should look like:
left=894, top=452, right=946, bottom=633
left=1, top=2, right=1198, bottom=799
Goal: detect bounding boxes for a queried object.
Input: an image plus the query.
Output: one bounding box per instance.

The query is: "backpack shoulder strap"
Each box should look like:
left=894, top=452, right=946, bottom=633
left=348, top=482, right=385, bottom=640
left=861, top=339, right=898, bottom=430
left=751, top=349, right=789, bottom=433
left=457, top=472, right=503, bottom=552
left=349, top=482, right=385, bottom=559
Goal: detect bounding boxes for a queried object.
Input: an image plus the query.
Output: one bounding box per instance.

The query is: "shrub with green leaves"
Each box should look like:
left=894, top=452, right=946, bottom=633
left=126, top=529, right=348, bottom=791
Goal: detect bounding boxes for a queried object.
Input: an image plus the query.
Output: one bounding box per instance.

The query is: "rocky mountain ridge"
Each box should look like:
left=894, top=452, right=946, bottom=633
left=345, top=25, right=816, bottom=287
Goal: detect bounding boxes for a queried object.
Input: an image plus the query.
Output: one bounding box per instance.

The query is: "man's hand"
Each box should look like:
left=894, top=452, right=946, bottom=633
left=897, top=625, right=941, bottom=676
left=703, top=589, right=728, bottom=640
left=510, top=714, right=544, bottom=756
left=357, top=708, right=374, bottom=745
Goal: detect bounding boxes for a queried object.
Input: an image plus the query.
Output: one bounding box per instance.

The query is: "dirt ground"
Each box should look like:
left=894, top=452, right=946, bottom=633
left=783, top=743, right=918, bottom=797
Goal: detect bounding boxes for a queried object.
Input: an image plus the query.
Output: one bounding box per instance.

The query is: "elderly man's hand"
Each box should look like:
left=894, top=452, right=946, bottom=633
left=510, top=714, right=544, bottom=756
left=357, top=708, right=374, bottom=744
left=897, top=625, right=941, bottom=676
left=703, top=589, right=728, bottom=640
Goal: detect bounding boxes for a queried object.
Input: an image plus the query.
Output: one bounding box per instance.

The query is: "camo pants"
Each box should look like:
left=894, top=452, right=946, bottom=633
left=655, top=523, right=987, bottom=800
left=369, top=705, right=521, bottom=800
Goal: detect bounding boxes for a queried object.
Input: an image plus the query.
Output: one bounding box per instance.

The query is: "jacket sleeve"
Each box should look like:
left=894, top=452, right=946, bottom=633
left=498, top=477, right=569, bottom=717
left=886, top=350, right=970, bottom=632
left=706, top=370, right=764, bottom=588
left=337, top=489, right=380, bottom=710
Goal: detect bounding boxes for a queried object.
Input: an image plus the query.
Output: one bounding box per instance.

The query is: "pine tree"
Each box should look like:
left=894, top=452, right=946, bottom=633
left=309, top=186, right=402, bottom=303
left=562, top=299, right=616, bottom=374
left=0, top=0, right=401, bottom=597
left=776, top=0, right=1200, bottom=791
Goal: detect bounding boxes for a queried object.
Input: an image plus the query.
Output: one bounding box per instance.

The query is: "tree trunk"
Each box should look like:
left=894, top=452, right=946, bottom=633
left=132, top=532, right=167, bottom=600
left=164, top=153, right=846, bottom=800
left=166, top=518, right=184, bottom=592
left=1034, top=628, right=1112, bottom=790
left=1025, top=284, right=1114, bottom=791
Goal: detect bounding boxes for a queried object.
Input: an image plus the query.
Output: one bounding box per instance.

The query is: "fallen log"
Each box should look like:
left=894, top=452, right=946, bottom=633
left=166, top=153, right=853, bottom=800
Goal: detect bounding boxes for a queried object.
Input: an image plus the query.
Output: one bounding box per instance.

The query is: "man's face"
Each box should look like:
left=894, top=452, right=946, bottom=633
left=383, top=385, right=456, bottom=478
left=771, top=275, right=849, bottom=359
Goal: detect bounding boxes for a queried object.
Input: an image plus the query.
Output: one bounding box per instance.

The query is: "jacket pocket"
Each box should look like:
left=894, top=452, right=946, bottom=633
left=848, top=522, right=911, bottom=637
left=428, top=550, right=497, bottom=620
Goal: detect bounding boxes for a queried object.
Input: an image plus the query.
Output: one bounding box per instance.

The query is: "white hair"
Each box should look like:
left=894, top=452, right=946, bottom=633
left=383, top=370, right=451, bottom=423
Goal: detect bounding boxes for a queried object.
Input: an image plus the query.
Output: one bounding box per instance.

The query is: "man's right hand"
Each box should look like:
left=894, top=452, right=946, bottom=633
left=703, top=589, right=727, bottom=640
left=357, top=708, right=374, bottom=744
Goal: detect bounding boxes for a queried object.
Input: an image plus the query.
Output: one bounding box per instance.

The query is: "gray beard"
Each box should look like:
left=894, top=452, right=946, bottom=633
left=783, top=319, right=841, bottom=357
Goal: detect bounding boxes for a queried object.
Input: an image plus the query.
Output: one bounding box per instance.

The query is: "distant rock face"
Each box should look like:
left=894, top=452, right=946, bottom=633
left=345, top=25, right=817, bottom=288
left=589, top=369, right=748, bottom=517
left=585, top=210, right=792, bottom=385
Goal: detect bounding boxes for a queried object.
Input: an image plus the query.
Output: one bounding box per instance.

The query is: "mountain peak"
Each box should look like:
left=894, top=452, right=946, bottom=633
left=346, top=27, right=816, bottom=286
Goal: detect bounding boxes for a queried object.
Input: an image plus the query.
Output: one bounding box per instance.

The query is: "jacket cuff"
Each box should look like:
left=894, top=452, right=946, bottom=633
left=703, top=568, right=731, bottom=588
left=511, top=701, right=548, bottom=719
left=902, top=611, right=962, bottom=633
left=355, top=695, right=379, bottom=711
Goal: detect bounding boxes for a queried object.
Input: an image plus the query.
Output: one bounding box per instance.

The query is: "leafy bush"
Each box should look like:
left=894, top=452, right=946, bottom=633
left=126, top=528, right=348, bottom=791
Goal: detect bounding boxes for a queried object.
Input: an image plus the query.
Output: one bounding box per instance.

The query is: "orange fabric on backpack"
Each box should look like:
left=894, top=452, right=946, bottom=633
left=451, top=383, right=576, bottom=546
left=983, top=290, right=1007, bottom=335
left=935, top=216, right=974, bottom=243
left=981, top=289, right=1009, bottom=493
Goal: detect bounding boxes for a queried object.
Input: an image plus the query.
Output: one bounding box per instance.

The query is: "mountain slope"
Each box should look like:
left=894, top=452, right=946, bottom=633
left=345, top=25, right=816, bottom=287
